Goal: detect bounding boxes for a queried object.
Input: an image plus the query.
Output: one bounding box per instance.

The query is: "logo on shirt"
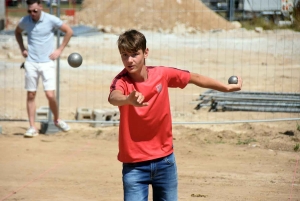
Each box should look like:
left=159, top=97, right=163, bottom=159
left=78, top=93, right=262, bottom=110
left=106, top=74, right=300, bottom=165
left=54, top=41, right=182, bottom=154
left=156, top=83, right=162, bottom=93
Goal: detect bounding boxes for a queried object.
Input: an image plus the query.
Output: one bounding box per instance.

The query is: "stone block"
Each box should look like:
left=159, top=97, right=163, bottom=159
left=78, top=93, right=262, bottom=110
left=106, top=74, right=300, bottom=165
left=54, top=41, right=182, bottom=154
left=92, top=109, right=117, bottom=127
left=75, top=107, right=93, bottom=120
left=109, top=108, right=120, bottom=121
left=35, top=106, right=50, bottom=121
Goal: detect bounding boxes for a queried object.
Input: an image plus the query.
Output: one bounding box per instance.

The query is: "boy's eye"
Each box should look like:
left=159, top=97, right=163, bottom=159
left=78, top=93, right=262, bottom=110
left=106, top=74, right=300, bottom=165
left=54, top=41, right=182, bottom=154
left=121, top=52, right=139, bottom=58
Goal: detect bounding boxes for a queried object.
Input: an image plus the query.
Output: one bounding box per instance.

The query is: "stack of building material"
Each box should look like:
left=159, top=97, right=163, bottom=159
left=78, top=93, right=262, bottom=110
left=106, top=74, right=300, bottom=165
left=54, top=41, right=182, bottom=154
left=75, top=107, right=120, bottom=127
left=195, top=90, right=300, bottom=113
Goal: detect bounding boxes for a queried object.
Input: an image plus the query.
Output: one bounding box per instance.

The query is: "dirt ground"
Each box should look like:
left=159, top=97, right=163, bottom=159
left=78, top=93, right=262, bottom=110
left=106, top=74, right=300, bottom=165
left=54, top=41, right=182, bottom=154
left=0, top=121, right=299, bottom=201
left=77, top=0, right=235, bottom=33
left=1, top=1, right=300, bottom=200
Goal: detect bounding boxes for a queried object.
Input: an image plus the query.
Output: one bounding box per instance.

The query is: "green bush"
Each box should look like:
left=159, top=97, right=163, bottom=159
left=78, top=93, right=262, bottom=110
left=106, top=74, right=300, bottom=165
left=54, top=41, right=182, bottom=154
left=291, top=1, right=300, bottom=31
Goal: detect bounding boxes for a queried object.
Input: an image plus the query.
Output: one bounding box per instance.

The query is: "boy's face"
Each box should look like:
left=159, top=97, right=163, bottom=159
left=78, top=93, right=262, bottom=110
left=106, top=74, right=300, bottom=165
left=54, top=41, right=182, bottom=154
left=120, top=48, right=149, bottom=74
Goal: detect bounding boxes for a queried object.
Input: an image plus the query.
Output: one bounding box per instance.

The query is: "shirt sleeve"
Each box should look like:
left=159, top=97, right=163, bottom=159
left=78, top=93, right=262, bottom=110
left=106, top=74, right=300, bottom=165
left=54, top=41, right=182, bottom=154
left=50, top=14, right=63, bottom=29
left=110, top=78, right=126, bottom=94
left=18, top=17, right=26, bottom=30
left=109, top=69, right=130, bottom=94
left=108, top=75, right=128, bottom=102
left=164, top=67, right=191, bottom=88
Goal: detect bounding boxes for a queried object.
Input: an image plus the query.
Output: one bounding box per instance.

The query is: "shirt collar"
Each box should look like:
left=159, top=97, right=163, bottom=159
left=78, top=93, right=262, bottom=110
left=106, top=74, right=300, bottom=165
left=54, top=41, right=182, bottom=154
left=38, top=11, right=45, bottom=22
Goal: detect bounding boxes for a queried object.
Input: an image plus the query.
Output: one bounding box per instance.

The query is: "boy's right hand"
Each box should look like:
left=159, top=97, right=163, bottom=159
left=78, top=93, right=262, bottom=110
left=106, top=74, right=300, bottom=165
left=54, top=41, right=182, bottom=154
left=127, top=91, right=149, bottom=107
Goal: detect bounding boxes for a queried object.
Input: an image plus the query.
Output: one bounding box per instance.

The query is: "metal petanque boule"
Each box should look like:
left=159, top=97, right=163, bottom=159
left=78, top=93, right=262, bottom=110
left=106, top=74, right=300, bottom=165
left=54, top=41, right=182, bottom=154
left=68, top=53, right=83, bottom=68
left=228, top=76, right=238, bottom=84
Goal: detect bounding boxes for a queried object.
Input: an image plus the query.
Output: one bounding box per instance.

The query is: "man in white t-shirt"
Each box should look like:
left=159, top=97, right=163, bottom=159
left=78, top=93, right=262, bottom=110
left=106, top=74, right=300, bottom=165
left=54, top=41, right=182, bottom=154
left=15, top=0, right=73, bottom=137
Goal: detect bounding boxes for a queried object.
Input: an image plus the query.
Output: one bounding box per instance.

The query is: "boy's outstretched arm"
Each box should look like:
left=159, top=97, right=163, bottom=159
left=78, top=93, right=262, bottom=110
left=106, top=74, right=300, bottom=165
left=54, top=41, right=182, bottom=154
left=189, top=73, right=242, bottom=92
left=109, top=90, right=149, bottom=107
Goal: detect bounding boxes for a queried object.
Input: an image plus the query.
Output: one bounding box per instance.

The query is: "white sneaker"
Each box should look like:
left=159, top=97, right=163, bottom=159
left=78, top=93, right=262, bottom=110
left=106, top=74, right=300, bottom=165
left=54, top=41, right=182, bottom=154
left=55, top=120, right=70, bottom=132
left=24, top=127, right=39, bottom=138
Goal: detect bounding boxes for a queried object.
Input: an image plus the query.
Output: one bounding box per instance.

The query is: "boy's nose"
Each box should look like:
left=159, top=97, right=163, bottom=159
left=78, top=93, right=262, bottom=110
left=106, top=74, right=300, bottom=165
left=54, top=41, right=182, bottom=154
left=128, top=56, right=134, bottom=62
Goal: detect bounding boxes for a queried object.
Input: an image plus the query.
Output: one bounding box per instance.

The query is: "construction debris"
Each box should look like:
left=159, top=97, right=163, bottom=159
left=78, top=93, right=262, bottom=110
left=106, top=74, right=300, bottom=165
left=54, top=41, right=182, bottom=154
left=195, top=90, right=300, bottom=113
left=77, top=0, right=235, bottom=33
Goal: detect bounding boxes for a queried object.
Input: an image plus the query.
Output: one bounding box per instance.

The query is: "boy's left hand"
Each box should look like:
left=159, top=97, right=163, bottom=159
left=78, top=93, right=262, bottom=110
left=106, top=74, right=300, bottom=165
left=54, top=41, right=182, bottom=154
left=227, top=76, right=243, bottom=92
left=233, top=76, right=243, bottom=90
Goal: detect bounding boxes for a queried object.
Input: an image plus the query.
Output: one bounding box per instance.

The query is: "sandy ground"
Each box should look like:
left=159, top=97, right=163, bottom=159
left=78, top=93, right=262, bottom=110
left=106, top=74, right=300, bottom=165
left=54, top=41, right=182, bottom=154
left=0, top=121, right=299, bottom=201
left=1, top=7, right=300, bottom=200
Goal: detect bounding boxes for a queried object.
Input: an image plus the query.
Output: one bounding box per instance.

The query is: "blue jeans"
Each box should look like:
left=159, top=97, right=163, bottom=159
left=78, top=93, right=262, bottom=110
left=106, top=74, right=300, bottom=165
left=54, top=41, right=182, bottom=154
left=122, top=153, right=178, bottom=201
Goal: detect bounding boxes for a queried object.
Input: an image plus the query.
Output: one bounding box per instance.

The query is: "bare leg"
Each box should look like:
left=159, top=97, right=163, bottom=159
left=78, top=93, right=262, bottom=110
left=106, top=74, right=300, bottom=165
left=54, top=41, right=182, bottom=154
left=45, top=90, right=59, bottom=122
left=27, top=91, right=37, bottom=128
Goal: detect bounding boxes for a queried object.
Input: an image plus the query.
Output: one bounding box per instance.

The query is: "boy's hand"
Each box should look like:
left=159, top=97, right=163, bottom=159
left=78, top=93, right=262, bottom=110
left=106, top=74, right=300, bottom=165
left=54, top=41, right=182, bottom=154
left=127, top=91, right=149, bottom=107
left=230, top=76, right=243, bottom=91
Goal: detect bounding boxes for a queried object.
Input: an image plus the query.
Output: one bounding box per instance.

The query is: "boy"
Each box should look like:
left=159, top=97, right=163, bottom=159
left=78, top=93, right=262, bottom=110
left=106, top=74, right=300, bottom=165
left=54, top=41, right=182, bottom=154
left=108, top=29, right=242, bottom=201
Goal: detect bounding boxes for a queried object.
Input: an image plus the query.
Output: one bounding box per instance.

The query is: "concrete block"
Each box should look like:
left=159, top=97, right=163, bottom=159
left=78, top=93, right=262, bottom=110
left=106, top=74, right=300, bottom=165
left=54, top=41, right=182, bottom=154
left=109, top=108, right=120, bottom=121
left=35, top=106, right=50, bottom=120
left=278, top=21, right=292, bottom=26
left=76, top=107, right=93, bottom=120
left=102, top=108, right=120, bottom=126
left=92, top=109, right=118, bottom=127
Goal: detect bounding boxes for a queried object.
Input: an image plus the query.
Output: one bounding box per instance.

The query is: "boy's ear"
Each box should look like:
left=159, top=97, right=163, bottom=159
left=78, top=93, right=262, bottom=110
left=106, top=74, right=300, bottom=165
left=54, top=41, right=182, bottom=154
left=144, top=48, right=149, bottom=58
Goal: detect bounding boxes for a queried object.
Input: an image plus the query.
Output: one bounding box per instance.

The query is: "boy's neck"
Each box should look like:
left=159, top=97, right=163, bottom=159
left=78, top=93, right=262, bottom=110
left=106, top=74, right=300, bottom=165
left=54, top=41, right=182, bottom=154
left=130, top=66, right=148, bottom=82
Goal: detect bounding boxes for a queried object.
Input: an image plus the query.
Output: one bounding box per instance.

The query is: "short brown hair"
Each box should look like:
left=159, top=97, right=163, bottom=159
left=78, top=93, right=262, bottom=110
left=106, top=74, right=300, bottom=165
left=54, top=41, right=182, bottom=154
left=26, top=0, right=41, bottom=5
left=117, top=29, right=147, bottom=53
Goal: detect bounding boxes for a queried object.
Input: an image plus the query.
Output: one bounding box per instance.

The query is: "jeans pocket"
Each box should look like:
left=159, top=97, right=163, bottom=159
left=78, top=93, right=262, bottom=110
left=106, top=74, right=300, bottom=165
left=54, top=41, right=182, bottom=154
left=163, top=153, right=176, bottom=165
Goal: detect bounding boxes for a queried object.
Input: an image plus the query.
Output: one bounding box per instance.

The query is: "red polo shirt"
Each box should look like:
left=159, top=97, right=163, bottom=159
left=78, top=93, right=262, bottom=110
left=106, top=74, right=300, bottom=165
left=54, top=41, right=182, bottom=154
left=109, top=66, right=190, bottom=163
